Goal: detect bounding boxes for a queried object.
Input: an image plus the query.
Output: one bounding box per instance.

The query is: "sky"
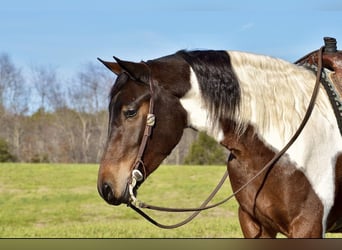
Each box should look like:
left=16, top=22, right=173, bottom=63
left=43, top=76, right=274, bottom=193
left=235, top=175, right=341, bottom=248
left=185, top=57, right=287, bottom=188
left=1, top=0, right=342, bottom=77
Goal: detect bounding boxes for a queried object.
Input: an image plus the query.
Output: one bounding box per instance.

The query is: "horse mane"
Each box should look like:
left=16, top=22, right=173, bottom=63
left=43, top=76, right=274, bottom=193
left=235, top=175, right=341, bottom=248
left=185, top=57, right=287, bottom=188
left=177, top=50, right=241, bottom=130
left=178, top=49, right=332, bottom=142
left=228, top=51, right=332, bottom=142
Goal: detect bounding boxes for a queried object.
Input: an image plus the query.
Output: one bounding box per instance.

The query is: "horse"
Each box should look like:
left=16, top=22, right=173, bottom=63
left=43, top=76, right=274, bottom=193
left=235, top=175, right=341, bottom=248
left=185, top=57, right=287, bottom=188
left=97, top=47, right=342, bottom=238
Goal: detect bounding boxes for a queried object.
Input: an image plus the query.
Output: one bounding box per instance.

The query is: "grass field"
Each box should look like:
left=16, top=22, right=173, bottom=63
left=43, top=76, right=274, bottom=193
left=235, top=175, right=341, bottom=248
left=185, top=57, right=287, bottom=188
left=0, top=163, right=241, bottom=238
left=0, top=163, right=341, bottom=238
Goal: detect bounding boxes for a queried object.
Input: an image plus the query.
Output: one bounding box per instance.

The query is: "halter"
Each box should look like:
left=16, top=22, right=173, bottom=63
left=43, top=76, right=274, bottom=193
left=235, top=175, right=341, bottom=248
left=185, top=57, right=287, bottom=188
left=127, top=47, right=325, bottom=229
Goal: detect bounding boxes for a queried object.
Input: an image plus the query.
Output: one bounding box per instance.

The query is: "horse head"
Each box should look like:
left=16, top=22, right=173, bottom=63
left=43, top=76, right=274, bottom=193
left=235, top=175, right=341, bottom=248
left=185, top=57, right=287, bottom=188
left=97, top=56, right=189, bottom=205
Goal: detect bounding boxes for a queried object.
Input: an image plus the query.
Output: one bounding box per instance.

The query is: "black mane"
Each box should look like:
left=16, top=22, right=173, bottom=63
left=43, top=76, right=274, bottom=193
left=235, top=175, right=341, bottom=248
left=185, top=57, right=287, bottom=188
left=177, top=50, right=240, bottom=123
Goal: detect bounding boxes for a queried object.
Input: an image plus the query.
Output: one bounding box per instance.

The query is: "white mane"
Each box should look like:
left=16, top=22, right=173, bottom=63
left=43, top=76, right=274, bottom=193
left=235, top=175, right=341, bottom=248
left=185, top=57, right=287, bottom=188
left=228, top=51, right=333, bottom=146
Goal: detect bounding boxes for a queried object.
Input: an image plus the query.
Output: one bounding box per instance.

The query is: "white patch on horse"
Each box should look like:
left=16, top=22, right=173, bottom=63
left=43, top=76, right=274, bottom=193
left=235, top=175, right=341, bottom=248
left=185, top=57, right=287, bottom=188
left=228, top=50, right=342, bottom=235
left=180, top=67, right=224, bottom=142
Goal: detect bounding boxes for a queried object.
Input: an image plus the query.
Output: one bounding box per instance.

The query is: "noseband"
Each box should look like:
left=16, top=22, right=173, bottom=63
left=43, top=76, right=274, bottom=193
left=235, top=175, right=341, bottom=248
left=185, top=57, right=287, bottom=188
left=127, top=47, right=325, bottom=229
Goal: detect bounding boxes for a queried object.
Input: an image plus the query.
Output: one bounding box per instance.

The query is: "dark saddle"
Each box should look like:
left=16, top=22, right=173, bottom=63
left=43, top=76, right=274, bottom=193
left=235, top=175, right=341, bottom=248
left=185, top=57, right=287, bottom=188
left=295, top=37, right=342, bottom=96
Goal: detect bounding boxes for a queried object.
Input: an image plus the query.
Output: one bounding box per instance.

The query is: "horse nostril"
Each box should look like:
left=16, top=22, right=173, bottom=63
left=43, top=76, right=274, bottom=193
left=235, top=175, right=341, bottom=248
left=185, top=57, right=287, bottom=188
left=101, top=182, right=115, bottom=204
left=98, top=181, right=126, bottom=206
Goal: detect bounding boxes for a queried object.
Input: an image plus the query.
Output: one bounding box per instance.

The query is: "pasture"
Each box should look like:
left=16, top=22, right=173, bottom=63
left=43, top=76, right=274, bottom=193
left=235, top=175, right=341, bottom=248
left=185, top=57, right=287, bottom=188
left=0, top=163, right=241, bottom=238
left=0, top=163, right=340, bottom=238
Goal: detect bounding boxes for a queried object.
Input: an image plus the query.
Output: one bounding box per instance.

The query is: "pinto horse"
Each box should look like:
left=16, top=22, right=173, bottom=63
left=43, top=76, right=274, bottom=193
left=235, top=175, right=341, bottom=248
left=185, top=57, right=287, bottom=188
left=97, top=48, right=342, bottom=238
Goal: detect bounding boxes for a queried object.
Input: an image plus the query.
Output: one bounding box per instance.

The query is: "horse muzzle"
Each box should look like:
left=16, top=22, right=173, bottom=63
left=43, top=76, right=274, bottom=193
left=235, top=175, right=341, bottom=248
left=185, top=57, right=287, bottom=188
left=98, top=170, right=143, bottom=206
left=97, top=181, right=128, bottom=205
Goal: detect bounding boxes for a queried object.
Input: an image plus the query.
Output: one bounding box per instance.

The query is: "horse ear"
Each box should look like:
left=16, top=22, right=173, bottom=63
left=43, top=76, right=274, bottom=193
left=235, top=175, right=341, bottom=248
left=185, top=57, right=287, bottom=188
left=97, top=58, right=122, bottom=75
left=113, top=56, right=150, bottom=83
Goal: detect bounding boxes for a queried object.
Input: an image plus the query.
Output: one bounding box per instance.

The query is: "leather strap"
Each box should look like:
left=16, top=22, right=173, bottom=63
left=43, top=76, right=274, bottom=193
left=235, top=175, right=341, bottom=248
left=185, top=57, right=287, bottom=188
left=130, top=63, right=155, bottom=180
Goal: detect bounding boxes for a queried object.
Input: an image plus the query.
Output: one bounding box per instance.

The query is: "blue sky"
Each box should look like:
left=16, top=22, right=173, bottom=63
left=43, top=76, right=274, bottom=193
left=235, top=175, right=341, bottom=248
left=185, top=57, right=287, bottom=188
left=1, top=0, right=342, bottom=77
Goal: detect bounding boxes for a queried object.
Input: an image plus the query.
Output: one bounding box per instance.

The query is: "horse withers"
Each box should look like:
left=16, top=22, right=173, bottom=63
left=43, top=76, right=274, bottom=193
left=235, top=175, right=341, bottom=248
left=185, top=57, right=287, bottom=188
left=97, top=43, right=342, bottom=237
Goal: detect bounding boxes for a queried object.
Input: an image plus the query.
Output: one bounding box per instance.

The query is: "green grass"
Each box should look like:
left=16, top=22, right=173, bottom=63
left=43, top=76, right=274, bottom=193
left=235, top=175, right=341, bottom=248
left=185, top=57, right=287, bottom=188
left=0, top=163, right=340, bottom=238
left=0, top=163, right=240, bottom=238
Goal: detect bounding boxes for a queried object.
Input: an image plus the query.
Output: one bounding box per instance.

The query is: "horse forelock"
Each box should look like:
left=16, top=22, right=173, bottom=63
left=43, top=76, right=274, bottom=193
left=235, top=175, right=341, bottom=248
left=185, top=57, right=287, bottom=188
left=109, top=73, right=129, bottom=106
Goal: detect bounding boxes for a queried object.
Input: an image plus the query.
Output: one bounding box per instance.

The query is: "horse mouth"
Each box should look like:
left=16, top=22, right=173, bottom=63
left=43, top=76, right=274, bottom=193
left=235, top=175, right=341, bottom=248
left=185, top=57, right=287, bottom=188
left=98, top=179, right=137, bottom=206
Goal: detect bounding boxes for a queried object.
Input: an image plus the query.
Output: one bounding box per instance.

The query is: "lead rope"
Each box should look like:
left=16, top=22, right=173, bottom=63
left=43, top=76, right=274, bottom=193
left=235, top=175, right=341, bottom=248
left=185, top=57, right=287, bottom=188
left=129, top=46, right=324, bottom=229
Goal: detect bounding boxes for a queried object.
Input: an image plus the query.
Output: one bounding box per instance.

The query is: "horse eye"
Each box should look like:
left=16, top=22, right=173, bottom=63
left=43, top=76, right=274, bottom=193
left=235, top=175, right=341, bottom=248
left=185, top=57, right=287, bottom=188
left=123, top=108, right=137, bottom=118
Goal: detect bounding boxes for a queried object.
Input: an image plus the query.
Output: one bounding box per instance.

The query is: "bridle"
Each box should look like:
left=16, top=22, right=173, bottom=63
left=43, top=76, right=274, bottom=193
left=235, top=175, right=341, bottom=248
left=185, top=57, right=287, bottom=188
left=127, top=47, right=325, bottom=229
left=128, top=62, right=156, bottom=205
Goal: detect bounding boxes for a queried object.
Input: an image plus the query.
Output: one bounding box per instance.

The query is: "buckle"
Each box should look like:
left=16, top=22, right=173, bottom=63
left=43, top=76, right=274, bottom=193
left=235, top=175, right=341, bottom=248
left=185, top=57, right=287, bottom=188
left=146, top=114, right=155, bottom=126
left=128, top=169, right=144, bottom=206
left=132, top=169, right=144, bottom=182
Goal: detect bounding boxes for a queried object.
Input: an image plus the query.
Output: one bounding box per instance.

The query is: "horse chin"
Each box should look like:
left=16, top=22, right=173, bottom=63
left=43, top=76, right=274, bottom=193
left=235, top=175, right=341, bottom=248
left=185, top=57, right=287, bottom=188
left=102, top=179, right=141, bottom=206
left=118, top=184, right=139, bottom=206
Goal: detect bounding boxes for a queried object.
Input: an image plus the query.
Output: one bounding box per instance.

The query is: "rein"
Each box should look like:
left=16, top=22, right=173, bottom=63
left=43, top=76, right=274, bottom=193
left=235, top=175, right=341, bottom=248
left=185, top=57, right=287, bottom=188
left=128, top=47, right=325, bottom=229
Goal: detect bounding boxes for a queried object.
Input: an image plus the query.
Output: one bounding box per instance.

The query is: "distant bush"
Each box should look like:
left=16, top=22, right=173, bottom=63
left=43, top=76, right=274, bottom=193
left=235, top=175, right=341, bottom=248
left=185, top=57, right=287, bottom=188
left=184, top=131, right=227, bottom=165
left=30, top=153, right=50, bottom=163
left=0, top=138, right=16, bottom=162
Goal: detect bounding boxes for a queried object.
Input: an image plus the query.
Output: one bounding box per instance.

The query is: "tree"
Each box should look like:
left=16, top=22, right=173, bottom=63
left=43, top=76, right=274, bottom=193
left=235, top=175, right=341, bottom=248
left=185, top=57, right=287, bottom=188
left=162, top=128, right=198, bottom=165
left=0, top=138, right=16, bottom=162
left=67, top=63, right=113, bottom=163
left=0, top=53, right=28, bottom=160
left=0, top=53, right=28, bottom=114
left=184, top=131, right=228, bottom=165
left=30, top=65, right=64, bottom=111
left=70, top=62, right=112, bottom=113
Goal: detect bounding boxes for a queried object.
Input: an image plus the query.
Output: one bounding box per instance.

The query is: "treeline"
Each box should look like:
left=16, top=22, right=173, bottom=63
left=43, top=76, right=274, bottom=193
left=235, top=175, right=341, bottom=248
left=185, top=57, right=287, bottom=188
left=0, top=53, right=113, bottom=163
left=1, top=107, right=108, bottom=163
left=0, top=53, right=227, bottom=164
